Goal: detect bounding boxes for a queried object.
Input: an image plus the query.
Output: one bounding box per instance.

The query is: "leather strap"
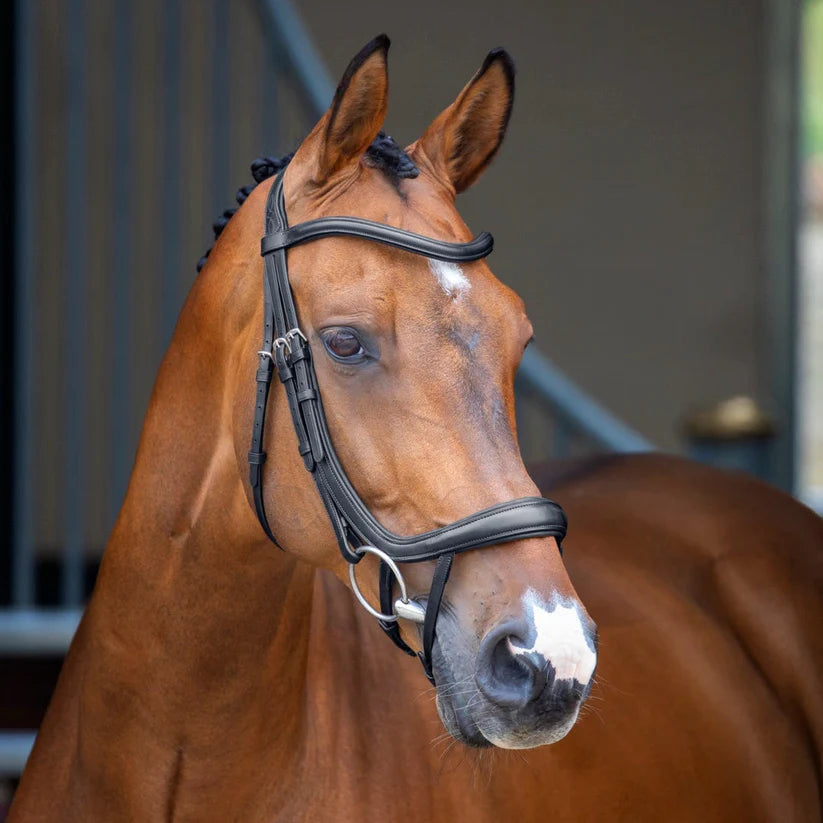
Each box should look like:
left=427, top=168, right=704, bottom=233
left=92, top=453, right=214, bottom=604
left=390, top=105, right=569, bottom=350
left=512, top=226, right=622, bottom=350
left=249, top=171, right=569, bottom=682
left=378, top=560, right=417, bottom=658
left=247, top=251, right=280, bottom=547
left=419, top=552, right=454, bottom=683
left=253, top=173, right=567, bottom=559
left=261, top=217, right=493, bottom=262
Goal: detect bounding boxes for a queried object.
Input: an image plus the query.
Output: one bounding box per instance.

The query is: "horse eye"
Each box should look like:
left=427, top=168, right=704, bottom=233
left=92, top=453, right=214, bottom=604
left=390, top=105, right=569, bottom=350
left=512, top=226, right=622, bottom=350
left=323, top=329, right=364, bottom=360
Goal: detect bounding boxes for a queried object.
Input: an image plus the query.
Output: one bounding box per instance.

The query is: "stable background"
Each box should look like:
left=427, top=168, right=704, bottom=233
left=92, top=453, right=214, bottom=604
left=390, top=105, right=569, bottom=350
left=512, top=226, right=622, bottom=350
left=309, top=0, right=769, bottom=454
left=0, top=0, right=818, bottom=793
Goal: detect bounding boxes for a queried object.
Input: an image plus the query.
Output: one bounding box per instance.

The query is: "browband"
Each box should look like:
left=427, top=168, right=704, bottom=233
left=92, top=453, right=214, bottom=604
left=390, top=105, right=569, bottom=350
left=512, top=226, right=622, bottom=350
left=261, top=217, right=494, bottom=262
left=249, top=171, right=568, bottom=682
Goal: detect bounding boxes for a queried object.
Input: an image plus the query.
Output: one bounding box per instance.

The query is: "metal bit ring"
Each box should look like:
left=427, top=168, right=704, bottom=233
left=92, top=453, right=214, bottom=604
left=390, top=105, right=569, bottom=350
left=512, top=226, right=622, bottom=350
left=348, top=544, right=416, bottom=623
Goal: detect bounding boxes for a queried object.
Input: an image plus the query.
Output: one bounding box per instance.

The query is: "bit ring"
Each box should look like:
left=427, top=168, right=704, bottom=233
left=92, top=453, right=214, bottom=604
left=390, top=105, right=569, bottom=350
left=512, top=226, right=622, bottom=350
left=348, top=544, right=412, bottom=623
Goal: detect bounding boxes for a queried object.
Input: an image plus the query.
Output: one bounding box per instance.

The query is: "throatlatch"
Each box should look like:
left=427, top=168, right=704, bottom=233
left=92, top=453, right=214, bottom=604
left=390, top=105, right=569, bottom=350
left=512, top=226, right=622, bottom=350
left=249, top=172, right=568, bottom=683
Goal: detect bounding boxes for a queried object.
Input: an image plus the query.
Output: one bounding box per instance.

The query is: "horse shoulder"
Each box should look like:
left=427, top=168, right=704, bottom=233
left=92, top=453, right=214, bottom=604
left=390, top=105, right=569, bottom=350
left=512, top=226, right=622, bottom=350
left=529, top=454, right=823, bottom=819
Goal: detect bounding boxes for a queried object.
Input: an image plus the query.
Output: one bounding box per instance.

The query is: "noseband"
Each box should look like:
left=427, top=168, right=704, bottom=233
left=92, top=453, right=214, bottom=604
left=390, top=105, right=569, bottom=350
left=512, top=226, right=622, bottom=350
left=248, top=172, right=567, bottom=683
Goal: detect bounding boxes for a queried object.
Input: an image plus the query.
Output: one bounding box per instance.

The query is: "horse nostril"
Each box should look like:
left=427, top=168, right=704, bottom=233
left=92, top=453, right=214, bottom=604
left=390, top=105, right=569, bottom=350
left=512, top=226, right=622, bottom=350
left=475, top=620, right=549, bottom=709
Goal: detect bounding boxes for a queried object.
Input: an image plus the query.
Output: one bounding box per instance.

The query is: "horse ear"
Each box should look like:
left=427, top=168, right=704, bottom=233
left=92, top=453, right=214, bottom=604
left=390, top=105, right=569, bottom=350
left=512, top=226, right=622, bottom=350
left=409, top=49, right=515, bottom=195
left=291, top=35, right=390, bottom=186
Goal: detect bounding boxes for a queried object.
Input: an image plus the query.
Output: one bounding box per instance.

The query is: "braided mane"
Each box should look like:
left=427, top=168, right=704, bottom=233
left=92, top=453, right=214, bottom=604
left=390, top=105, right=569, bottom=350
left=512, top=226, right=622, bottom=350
left=197, top=131, right=418, bottom=271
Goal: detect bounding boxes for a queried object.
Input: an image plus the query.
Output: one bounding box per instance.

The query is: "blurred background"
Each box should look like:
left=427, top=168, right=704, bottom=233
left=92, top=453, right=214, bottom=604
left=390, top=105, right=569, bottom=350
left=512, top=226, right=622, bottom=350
left=0, top=0, right=820, bottom=797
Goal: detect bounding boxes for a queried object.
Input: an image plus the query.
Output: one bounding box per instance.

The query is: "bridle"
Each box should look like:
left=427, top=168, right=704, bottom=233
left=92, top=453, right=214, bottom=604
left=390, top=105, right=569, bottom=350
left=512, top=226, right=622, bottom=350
left=248, top=171, right=568, bottom=683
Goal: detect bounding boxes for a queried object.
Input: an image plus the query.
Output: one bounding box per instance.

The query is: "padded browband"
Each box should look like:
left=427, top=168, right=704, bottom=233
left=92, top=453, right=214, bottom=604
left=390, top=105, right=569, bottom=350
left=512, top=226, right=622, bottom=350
left=261, top=218, right=494, bottom=262
left=251, top=172, right=568, bottom=565
left=311, top=397, right=567, bottom=562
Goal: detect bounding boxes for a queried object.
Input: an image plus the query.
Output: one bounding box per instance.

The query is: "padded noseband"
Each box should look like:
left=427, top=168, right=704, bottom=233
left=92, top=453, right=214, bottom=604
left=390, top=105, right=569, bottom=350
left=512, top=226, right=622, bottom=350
left=248, top=172, right=567, bottom=683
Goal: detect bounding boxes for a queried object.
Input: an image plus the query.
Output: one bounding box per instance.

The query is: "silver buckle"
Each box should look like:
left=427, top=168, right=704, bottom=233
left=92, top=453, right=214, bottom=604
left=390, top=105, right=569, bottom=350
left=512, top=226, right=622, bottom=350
left=258, top=331, right=304, bottom=361
left=347, top=545, right=426, bottom=624
left=285, top=327, right=307, bottom=346
left=258, top=337, right=289, bottom=361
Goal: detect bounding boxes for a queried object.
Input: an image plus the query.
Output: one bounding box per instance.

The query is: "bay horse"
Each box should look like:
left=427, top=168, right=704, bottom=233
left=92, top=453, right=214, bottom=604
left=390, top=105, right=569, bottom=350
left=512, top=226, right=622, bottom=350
left=11, top=36, right=823, bottom=822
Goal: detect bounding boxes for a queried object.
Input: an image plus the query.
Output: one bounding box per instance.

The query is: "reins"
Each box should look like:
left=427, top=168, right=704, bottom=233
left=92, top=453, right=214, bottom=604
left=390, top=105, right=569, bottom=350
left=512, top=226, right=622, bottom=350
left=249, top=172, right=568, bottom=683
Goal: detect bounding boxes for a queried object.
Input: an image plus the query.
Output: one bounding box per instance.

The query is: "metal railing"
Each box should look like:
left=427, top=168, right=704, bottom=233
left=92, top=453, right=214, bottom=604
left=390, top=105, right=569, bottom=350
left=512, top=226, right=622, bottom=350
left=2, top=0, right=331, bottom=777
left=1, top=0, right=652, bottom=777
left=9, top=0, right=318, bottom=615
left=516, top=347, right=652, bottom=460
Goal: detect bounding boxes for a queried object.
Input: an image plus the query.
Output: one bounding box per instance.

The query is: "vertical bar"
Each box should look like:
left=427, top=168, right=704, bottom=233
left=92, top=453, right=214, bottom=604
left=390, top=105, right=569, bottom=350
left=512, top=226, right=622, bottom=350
left=162, top=0, right=181, bottom=346
left=110, top=0, right=133, bottom=528
left=761, top=0, right=801, bottom=491
left=62, top=0, right=87, bottom=606
left=212, top=0, right=229, bottom=215
left=12, top=0, right=36, bottom=606
left=260, top=25, right=279, bottom=155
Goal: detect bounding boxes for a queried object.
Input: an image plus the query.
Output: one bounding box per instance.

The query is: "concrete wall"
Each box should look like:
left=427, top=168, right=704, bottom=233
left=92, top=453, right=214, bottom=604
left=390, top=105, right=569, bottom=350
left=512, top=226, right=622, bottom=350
left=299, top=0, right=765, bottom=451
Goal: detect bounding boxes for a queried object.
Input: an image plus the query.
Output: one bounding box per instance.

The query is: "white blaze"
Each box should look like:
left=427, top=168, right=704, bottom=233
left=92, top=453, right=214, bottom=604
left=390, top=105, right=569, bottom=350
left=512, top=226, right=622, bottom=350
left=507, top=590, right=597, bottom=684
left=427, top=258, right=471, bottom=298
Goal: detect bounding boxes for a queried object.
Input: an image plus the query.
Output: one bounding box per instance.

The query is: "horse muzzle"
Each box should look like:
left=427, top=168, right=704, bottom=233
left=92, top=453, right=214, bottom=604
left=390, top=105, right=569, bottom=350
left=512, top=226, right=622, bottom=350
left=433, top=597, right=598, bottom=749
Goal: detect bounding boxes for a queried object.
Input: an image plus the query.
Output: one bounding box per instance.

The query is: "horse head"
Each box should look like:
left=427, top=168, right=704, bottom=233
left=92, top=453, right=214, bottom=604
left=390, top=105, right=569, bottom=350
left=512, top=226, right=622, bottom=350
left=235, top=36, right=597, bottom=749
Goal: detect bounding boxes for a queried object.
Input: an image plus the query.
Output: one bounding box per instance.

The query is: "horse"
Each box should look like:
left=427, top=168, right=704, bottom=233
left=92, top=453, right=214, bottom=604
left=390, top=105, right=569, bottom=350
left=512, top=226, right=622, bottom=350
left=10, top=35, right=823, bottom=822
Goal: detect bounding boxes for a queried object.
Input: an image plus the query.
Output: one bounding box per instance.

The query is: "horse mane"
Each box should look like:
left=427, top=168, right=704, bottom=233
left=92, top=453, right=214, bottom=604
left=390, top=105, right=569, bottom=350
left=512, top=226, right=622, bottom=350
left=197, top=131, right=419, bottom=271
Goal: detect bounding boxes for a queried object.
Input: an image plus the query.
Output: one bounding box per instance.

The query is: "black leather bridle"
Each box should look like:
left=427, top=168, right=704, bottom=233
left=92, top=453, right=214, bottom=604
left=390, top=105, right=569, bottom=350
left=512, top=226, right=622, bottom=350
left=248, top=172, right=567, bottom=683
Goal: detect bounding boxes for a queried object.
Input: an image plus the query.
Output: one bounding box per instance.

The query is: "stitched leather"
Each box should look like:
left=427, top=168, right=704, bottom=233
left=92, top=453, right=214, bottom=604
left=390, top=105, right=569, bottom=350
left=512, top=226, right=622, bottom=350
left=419, top=553, right=454, bottom=683
left=261, top=218, right=493, bottom=262
left=379, top=560, right=417, bottom=658
left=248, top=172, right=569, bottom=679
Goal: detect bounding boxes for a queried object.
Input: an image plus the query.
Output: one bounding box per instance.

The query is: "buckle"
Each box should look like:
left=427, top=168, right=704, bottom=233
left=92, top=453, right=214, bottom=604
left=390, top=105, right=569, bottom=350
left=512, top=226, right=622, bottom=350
left=258, top=329, right=306, bottom=362
left=285, top=327, right=307, bottom=347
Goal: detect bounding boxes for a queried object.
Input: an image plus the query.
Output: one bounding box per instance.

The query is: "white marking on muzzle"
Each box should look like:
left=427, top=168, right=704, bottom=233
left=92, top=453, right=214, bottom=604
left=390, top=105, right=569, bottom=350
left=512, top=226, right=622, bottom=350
left=428, top=258, right=470, bottom=298
left=508, top=590, right=597, bottom=684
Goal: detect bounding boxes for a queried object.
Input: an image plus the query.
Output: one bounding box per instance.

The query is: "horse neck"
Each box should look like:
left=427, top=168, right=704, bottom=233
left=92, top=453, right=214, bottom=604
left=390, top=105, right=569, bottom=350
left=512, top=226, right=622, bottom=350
left=77, top=253, right=322, bottom=758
